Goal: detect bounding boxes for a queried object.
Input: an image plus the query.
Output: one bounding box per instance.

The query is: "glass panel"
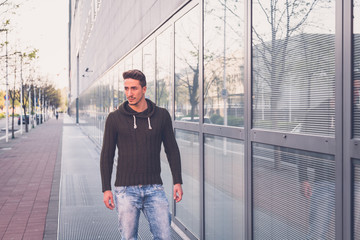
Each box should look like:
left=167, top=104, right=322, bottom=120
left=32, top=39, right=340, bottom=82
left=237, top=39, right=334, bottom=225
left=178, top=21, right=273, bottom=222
left=175, top=129, right=200, bottom=238
left=132, top=49, right=142, bottom=70
left=118, top=62, right=126, bottom=104
left=353, top=0, right=360, bottom=137
left=124, top=57, right=132, bottom=71
left=143, top=40, right=155, bottom=101
left=175, top=7, right=199, bottom=122
left=204, top=0, right=245, bottom=127
left=354, top=160, right=360, bottom=238
left=204, top=135, right=245, bottom=239
left=156, top=27, right=173, bottom=112
left=253, top=143, right=335, bottom=239
left=252, top=0, right=335, bottom=136
left=113, top=67, right=119, bottom=109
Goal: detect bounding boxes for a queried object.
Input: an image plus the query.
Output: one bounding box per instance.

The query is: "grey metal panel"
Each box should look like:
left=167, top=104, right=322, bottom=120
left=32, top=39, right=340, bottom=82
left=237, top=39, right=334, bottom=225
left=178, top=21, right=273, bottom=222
left=202, top=124, right=243, bottom=140
left=250, top=129, right=336, bottom=155
left=350, top=139, right=360, bottom=160
left=174, top=121, right=200, bottom=132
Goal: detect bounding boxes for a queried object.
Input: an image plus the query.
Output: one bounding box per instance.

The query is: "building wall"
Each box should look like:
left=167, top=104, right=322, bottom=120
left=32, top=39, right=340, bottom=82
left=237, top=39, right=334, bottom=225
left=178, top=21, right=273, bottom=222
left=69, top=0, right=360, bottom=239
left=69, top=0, right=188, bottom=101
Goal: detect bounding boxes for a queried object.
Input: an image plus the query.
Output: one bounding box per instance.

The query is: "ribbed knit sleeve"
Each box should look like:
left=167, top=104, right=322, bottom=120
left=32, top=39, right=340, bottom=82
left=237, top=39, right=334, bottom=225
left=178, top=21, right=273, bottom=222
left=162, top=110, right=183, bottom=185
left=100, top=112, right=118, bottom=192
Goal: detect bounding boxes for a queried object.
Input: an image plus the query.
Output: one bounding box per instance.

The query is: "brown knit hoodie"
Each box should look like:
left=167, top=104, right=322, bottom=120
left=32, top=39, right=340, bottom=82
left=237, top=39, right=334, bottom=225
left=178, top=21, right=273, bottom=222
left=100, top=99, right=182, bottom=192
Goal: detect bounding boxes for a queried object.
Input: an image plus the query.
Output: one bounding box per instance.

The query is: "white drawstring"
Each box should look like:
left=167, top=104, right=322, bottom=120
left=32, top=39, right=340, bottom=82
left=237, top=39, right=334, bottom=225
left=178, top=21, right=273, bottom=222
left=133, top=115, right=137, bottom=129
left=132, top=115, right=152, bottom=130
left=148, top=117, right=152, bottom=130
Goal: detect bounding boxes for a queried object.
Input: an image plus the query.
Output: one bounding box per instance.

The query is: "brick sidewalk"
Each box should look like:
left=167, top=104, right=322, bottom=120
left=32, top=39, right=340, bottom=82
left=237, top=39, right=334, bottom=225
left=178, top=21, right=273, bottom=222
left=0, top=116, right=63, bottom=240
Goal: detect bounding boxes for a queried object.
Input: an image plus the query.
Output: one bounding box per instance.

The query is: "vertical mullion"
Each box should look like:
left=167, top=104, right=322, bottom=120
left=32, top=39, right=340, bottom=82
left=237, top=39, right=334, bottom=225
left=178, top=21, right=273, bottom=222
left=244, top=0, right=253, bottom=239
left=335, top=0, right=344, bottom=238
left=199, top=1, right=205, bottom=239
left=343, top=0, right=353, bottom=238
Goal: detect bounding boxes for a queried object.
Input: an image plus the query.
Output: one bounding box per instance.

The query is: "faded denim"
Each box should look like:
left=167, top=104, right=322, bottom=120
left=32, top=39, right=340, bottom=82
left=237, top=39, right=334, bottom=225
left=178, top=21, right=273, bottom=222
left=114, top=184, right=171, bottom=240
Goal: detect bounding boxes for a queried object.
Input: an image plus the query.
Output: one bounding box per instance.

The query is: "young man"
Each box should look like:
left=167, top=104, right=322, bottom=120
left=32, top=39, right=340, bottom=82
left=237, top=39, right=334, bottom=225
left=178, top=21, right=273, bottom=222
left=100, top=69, right=183, bottom=240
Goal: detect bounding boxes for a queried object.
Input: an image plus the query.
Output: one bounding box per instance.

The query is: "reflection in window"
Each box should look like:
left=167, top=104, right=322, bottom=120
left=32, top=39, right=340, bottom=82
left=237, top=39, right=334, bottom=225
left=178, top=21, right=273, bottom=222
left=118, top=62, right=126, bottom=104
left=204, top=0, right=245, bottom=127
left=175, top=7, right=199, bottom=122
left=132, top=49, right=142, bottom=70
left=204, top=135, right=245, bottom=239
left=156, top=27, right=173, bottom=112
left=175, top=130, right=200, bottom=238
left=353, top=0, right=360, bottom=137
left=253, top=143, right=335, bottom=239
left=124, top=57, right=132, bottom=71
left=143, top=40, right=155, bottom=101
left=252, top=0, right=335, bottom=136
left=354, top=160, right=360, bottom=238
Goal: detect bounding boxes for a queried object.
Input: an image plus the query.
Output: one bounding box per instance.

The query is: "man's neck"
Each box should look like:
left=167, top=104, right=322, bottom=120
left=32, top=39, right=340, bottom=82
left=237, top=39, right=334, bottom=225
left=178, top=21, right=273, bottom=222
left=129, top=99, right=148, bottom=113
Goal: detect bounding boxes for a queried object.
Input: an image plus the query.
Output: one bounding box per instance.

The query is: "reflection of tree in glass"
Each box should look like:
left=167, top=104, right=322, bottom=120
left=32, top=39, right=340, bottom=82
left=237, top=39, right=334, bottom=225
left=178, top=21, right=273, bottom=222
left=252, top=0, right=327, bottom=122
left=204, top=0, right=244, bottom=126
left=175, top=7, right=199, bottom=121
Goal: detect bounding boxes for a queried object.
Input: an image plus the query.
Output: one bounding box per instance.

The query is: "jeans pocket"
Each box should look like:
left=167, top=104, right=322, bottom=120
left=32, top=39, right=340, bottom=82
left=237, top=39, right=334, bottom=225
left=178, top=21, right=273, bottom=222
left=114, top=186, right=127, bottom=194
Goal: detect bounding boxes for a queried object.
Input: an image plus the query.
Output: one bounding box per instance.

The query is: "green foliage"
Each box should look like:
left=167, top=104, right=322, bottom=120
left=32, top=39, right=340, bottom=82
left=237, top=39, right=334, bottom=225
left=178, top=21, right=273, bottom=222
left=228, top=116, right=244, bottom=126
left=210, top=114, right=224, bottom=125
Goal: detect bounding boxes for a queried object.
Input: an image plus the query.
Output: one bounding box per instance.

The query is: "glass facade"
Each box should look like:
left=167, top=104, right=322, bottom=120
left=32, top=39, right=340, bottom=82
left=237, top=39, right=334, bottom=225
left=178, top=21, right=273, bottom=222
left=176, top=129, right=201, bottom=238
left=354, top=0, right=360, bottom=137
left=253, top=143, right=335, bottom=239
left=175, top=7, right=200, bottom=122
left=354, top=160, right=360, bottom=239
left=72, top=0, right=358, bottom=239
left=204, top=136, right=244, bottom=239
left=252, top=0, right=335, bottom=136
left=204, top=0, right=245, bottom=127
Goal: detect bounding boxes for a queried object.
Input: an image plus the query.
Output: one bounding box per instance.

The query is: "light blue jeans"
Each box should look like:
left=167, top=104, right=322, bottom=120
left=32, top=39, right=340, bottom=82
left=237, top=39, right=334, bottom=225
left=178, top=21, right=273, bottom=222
left=114, top=184, right=171, bottom=240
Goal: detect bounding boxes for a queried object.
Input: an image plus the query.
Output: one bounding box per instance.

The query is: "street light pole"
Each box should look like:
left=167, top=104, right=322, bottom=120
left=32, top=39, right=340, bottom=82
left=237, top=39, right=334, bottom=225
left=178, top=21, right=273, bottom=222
left=0, top=29, right=9, bottom=142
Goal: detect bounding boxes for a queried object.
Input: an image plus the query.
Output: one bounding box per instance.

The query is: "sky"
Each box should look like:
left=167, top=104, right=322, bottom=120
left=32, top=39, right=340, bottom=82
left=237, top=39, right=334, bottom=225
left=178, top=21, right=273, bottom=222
left=10, top=0, right=69, bottom=89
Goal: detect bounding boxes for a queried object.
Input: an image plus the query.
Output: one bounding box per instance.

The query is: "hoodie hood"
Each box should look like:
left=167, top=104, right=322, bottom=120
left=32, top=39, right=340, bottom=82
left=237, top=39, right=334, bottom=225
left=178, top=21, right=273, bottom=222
left=118, top=99, right=156, bottom=129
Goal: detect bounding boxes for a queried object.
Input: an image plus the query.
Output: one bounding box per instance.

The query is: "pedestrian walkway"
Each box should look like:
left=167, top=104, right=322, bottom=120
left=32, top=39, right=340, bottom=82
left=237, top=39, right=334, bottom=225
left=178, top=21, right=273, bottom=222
left=0, top=114, right=185, bottom=239
left=0, top=116, right=62, bottom=240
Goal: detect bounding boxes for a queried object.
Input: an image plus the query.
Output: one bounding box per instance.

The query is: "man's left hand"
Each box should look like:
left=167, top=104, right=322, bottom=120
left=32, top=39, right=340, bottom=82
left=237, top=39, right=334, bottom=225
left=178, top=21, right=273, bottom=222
left=173, top=183, right=183, bottom=203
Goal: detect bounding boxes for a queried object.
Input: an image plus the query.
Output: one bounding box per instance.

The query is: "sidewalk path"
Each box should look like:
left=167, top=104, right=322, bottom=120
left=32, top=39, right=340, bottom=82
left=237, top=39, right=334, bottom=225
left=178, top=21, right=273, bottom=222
left=0, top=116, right=63, bottom=240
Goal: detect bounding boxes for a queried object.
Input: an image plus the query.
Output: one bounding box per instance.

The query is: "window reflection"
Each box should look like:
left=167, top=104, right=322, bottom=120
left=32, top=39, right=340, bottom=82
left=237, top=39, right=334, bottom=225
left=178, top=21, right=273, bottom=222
left=252, top=0, right=335, bottom=136
left=204, top=135, right=245, bottom=239
left=204, top=0, right=245, bottom=127
left=175, top=129, right=200, bottom=238
left=253, top=143, right=335, bottom=239
left=156, top=27, right=173, bottom=112
left=175, top=7, right=199, bottom=122
left=132, top=49, right=142, bottom=70
left=353, top=0, right=360, bottom=137
left=143, top=40, right=155, bottom=101
left=354, top=161, right=360, bottom=238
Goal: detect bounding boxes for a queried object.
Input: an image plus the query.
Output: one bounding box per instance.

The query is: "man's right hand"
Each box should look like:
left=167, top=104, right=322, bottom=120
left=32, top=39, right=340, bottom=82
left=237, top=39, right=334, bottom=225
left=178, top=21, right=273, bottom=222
left=103, top=190, right=115, bottom=210
left=300, top=181, right=312, bottom=199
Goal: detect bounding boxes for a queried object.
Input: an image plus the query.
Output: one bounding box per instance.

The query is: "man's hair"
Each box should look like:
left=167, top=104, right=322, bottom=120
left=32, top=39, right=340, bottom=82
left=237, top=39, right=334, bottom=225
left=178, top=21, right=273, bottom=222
left=123, top=69, right=146, bottom=87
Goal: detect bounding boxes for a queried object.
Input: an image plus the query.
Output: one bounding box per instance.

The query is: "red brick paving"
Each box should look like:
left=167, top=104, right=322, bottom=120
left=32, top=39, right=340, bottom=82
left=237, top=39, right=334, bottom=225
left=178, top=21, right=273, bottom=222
left=0, top=117, right=63, bottom=240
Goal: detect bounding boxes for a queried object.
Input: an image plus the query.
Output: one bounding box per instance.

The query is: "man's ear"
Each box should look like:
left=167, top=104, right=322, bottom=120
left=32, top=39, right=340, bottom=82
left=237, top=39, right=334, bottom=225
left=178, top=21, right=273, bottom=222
left=142, top=86, right=147, bottom=93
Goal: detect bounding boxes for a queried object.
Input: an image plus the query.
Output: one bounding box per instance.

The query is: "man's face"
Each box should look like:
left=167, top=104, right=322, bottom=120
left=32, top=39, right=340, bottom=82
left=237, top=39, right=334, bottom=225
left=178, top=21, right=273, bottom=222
left=124, top=78, right=146, bottom=106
